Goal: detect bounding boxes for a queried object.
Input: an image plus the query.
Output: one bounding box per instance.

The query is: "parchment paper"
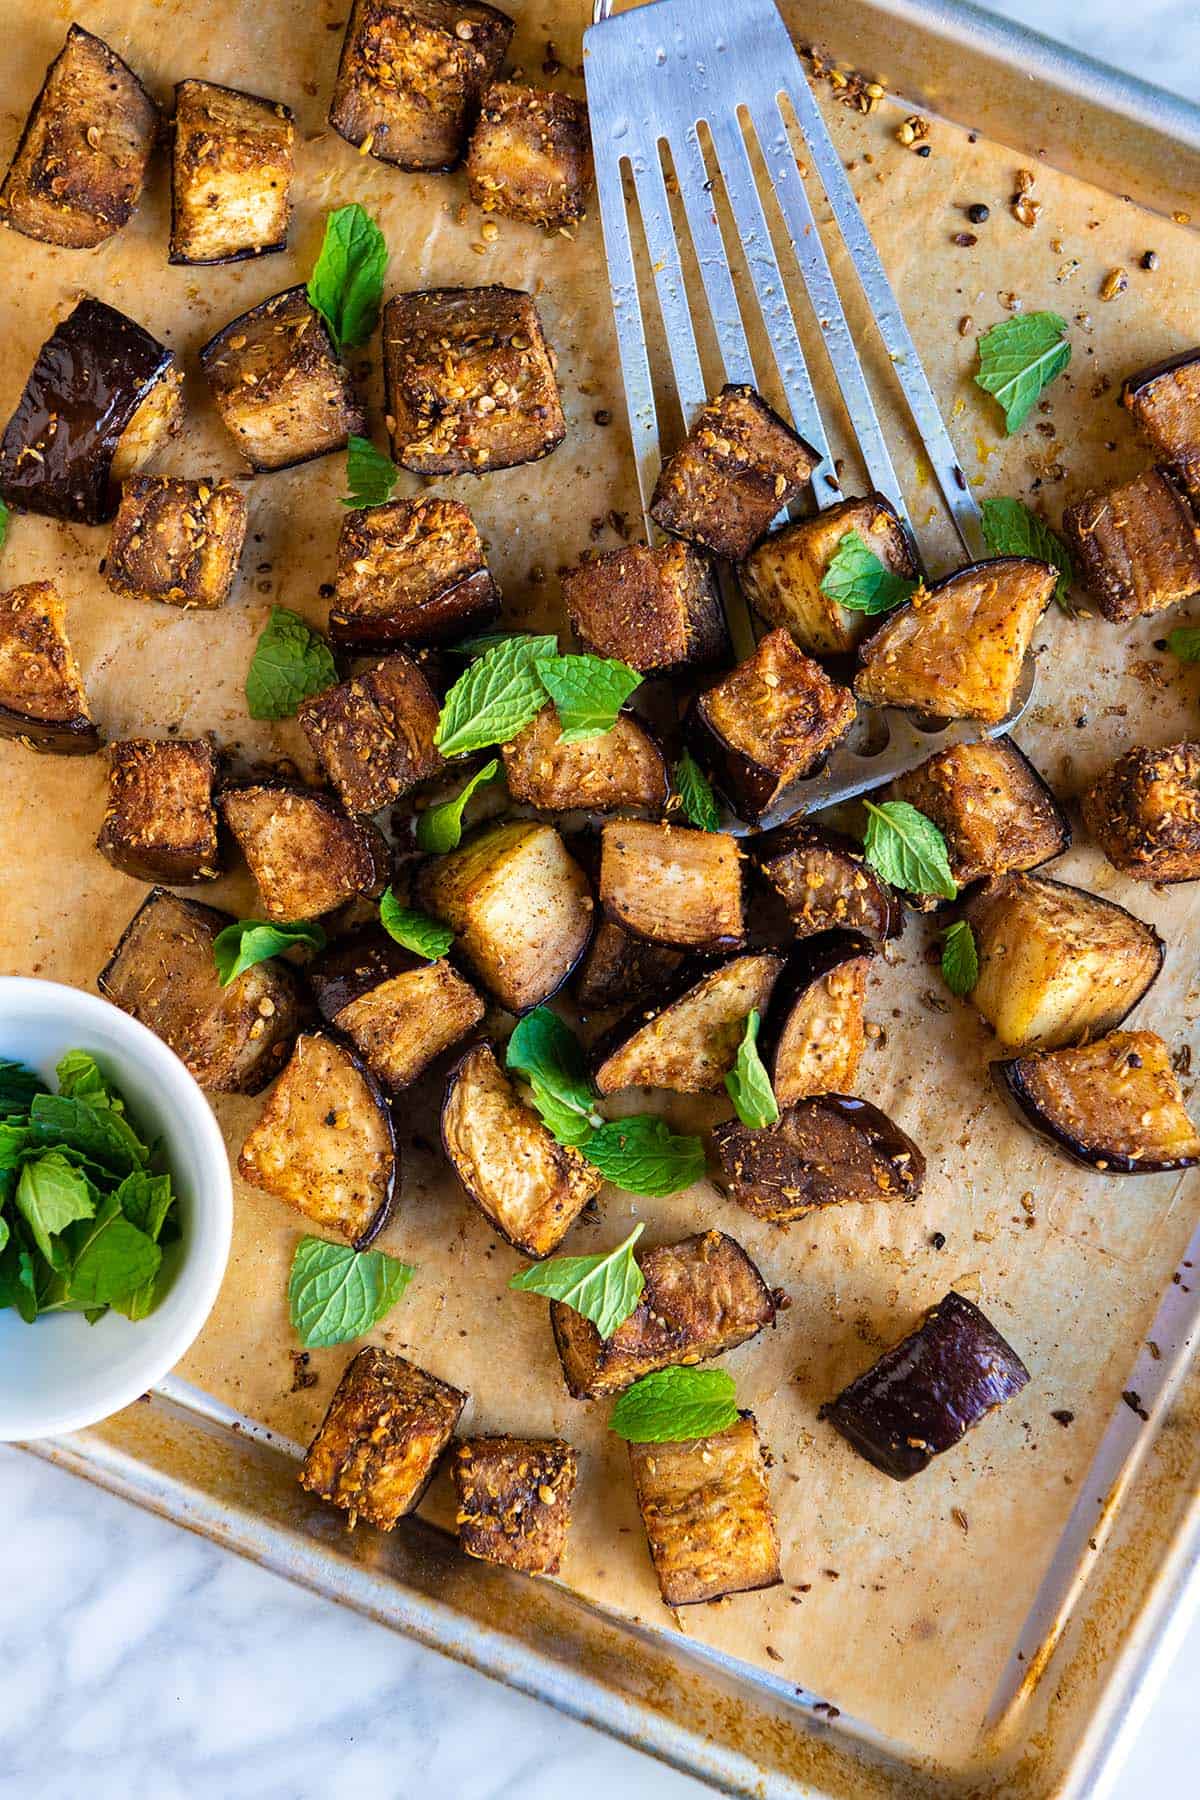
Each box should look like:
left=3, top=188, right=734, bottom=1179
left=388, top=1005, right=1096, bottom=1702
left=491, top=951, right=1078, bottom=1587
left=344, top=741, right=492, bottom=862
left=3, top=0, right=1200, bottom=1774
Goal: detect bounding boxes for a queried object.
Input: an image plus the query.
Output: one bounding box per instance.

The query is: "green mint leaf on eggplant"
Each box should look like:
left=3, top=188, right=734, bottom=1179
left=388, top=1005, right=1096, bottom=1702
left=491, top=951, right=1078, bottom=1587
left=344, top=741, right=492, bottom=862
left=819, top=529, right=918, bottom=615
left=508, top=1222, right=645, bottom=1339
left=61, top=1193, right=162, bottom=1310
left=608, top=1366, right=739, bottom=1444
left=980, top=496, right=1074, bottom=612
left=974, top=311, right=1070, bottom=435
left=416, top=759, right=502, bottom=855
left=307, top=202, right=388, bottom=354
left=862, top=799, right=957, bottom=900
left=434, top=632, right=559, bottom=757
left=15, top=1151, right=95, bottom=1266
left=0, top=497, right=9, bottom=550
left=506, top=1007, right=602, bottom=1146
left=0, top=1058, right=48, bottom=1117
left=379, top=889, right=454, bottom=960
left=724, top=1009, right=779, bottom=1130
left=673, top=749, right=720, bottom=832
left=29, top=1092, right=149, bottom=1175
left=940, top=919, right=979, bottom=996
left=445, top=631, right=531, bottom=658
left=583, top=1116, right=707, bottom=1197
left=245, top=606, right=337, bottom=721
left=288, top=1235, right=415, bottom=1349
left=1166, top=626, right=1200, bottom=662
left=533, top=653, right=642, bottom=744
left=342, top=433, right=399, bottom=509
left=213, top=918, right=328, bottom=987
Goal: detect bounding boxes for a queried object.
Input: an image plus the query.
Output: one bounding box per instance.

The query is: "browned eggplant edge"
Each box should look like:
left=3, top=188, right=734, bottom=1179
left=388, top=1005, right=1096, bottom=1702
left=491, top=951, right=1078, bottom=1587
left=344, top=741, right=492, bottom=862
left=747, top=820, right=903, bottom=942
left=0, top=704, right=100, bottom=755
left=854, top=553, right=1057, bottom=669
left=328, top=566, right=502, bottom=651
left=1121, top=344, right=1200, bottom=405
left=598, top=830, right=747, bottom=956
left=299, top=1026, right=399, bottom=1249
left=710, top=1092, right=928, bottom=1198
left=991, top=1054, right=1200, bottom=1174
left=588, top=948, right=785, bottom=1082
left=756, top=929, right=875, bottom=1071
left=218, top=778, right=393, bottom=895
left=167, top=79, right=294, bottom=268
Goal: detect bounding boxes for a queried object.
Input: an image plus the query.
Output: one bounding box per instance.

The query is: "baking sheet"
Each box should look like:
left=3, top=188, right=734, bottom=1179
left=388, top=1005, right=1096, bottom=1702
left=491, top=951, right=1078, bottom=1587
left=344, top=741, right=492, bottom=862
left=3, top=0, right=1200, bottom=1783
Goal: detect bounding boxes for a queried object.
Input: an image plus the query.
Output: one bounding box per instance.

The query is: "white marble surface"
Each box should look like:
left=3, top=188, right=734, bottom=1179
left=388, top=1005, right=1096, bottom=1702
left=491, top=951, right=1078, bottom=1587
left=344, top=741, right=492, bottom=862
left=5, top=4, right=1200, bottom=1797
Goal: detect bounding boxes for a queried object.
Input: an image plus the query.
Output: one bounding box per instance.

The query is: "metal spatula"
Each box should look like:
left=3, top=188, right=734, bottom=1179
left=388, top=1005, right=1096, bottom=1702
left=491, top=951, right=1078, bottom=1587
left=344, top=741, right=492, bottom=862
left=582, top=0, right=1034, bottom=821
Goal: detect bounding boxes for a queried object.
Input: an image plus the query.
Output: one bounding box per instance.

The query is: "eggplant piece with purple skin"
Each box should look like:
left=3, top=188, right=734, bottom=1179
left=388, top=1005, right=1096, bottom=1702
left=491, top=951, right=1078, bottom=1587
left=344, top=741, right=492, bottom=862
left=1062, top=467, right=1200, bottom=623
left=749, top=821, right=900, bottom=943
left=1122, top=347, right=1200, bottom=508
left=0, top=581, right=97, bottom=754
left=298, top=654, right=444, bottom=816
left=572, top=918, right=684, bottom=1012
left=330, top=495, right=500, bottom=651
left=452, top=1436, right=578, bottom=1574
left=822, top=1291, right=1030, bottom=1481
left=738, top=491, right=917, bottom=657
left=889, top=736, right=1069, bottom=901
left=1082, top=741, right=1200, bottom=882
left=0, top=300, right=184, bottom=526
left=309, top=930, right=484, bottom=1093
left=599, top=819, right=745, bottom=951
left=712, top=1094, right=925, bottom=1224
left=466, top=83, right=593, bottom=231
left=760, top=931, right=874, bottom=1105
left=592, top=951, right=785, bottom=1095
left=563, top=540, right=728, bottom=674
left=170, top=79, right=295, bottom=266
left=96, top=738, right=220, bottom=884
left=221, top=785, right=390, bottom=924
left=995, top=1028, right=1200, bottom=1174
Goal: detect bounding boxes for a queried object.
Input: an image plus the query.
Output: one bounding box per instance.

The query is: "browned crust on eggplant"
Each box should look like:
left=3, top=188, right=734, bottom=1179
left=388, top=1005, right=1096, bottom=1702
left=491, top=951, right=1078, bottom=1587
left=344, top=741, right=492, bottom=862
left=572, top=918, right=684, bottom=1012
left=738, top=492, right=917, bottom=656
left=96, top=738, right=220, bottom=883
left=452, top=1435, right=577, bottom=1574
left=712, top=1093, right=925, bottom=1224
left=599, top=819, right=744, bottom=951
left=298, top=655, right=444, bottom=815
left=628, top=1413, right=781, bottom=1605
left=749, top=821, right=901, bottom=942
left=106, top=476, right=248, bottom=610
left=330, top=495, right=500, bottom=650
left=1063, top=467, right=1200, bottom=622
left=1122, top=348, right=1200, bottom=508
left=994, top=1029, right=1200, bottom=1174
left=466, top=83, right=592, bottom=230
left=300, top=1347, right=466, bottom=1529
left=592, top=951, right=785, bottom=1096
left=759, top=932, right=873, bottom=1105
left=170, top=79, right=295, bottom=265
left=221, top=784, right=390, bottom=922
left=563, top=540, right=727, bottom=674
left=0, top=581, right=97, bottom=754
left=1082, top=741, right=1200, bottom=882
left=551, top=1229, right=775, bottom=1399
left=504, top=705, right=669, bottom=817
left=310, top=931, right=484, bottom=1091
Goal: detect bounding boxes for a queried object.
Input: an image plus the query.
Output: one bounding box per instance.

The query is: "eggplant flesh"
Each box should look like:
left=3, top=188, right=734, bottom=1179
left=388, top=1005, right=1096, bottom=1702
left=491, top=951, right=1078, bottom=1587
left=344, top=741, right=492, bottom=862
left=1063, top=468, right=1200, bottom=622
left=563, top=540, right=728, bottom=674
left=1082, top=741, right=1200, bottom=882
left=96, top=738, right=220, bottom=884
left=628, top=1414, right=781, bottom=1606
left=0, top=581, right=97, bottom=754
left=504, top=706, right=669, bottom=816
left=106, top=476, right=248, bottom=610
left=996, top=1029, right=1200, bottom=1174
left=310, top=931, right=484, bottom=1092
left=823, top=1291, right=1030, bottom=1480
left=452, top=1435, right=577, bottom=1574
left=330, top=495, right=499, bottom=650
left=1122, top=348, right=1200, bottom=508
left=221, top=785, right=389, bottom=923
left=761, top=932, right=873, bottom=1105
left=890, top=736, right=1069, bottom=898
left=170, top=79, right=295, bottom=266
left=750, top=822, right=900, bottom=942
left=599, top=819, right=744, bottom=951
left=713, top=1093, right=925, bottom=1224
left=466, top=83, right=593, bottom=231
left=298, top=654, right=444, bottom=815
left=592, top=951, right=785, bottom=1096
left=738, top=492, right=916, bottom=657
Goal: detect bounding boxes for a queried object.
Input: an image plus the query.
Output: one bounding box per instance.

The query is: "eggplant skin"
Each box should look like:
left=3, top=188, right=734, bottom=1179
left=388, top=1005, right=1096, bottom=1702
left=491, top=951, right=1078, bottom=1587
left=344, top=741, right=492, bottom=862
left=300, top=1347, right=466, bottom=1530
left=628, top=1413, right=781, bottom=1606
left=760, top=931, right=874, bottom=1106
left=823, top=1291, right=1030, bottom=1481
left=0, top=581, right=97, bottom=755
left=1062, top=467, right=1200, bottom=622
left=591, top=951, right=785, bottom=1096
left=330, top=495, right=499, bottom=651
left=452, top=1436, right=578, bottom=1575
left=551, top=1229, right=776, bottom=1399
left=1122, top=348, right=1200, bottom=509
left=0, top=25, right=158, bottom=250
left=572, top=918, right=684, bottom=1013
left=1082, top=742, right=1200, bottom=883
left=599, top=819, right=745, bottom=952
left=466, top=83, right=593, bottom=231
left=712, top=1093, right=925, bottom=1224
left=96, top=738, right=220, bottom=884
left=0, top=300, right=182, bottom=526
left=994, top=1029, right=1200, bottom=1174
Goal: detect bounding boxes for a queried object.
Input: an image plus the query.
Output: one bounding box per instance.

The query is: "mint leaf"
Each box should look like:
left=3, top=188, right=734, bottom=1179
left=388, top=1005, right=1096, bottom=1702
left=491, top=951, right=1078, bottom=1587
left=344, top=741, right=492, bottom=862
left=15, top=1152, right=95, bottom=1265
left=941, top=919, right=979, bottom=996
left=213, top=918, right=327, bottom=987
left=506, top=1007, right=602, bottom=1147
left=608, top=1366, right=739, bottom=1443
left=0, top=1058, right=47, bottom=1116
left=673, top=750, right=719, bottom=832
left=975, top=312, right=1070, bottom=434
left=113, top=1171, right=176, bottom=1242
left=379, top=889, right=454, bottom=960
left=446, top=632, right=532, bottom=658
left=63, top=1193, right=161, bottom=1309
left=307, top=202, right=388, bottom=354
left=288, top=1235, right=415, bottom=1348
left=509, top=1222, right=645, bottom=1338
left=246, top=606, right=337, bottom=721
left=1166, top=627, right=1200, bottom=662
left=820, top=530, right=918, bottom=615
left=862, top=799, right=957, bottom=900
left=724, top=1010, right=779, bottom=1129
left=0, top=1239, right=38, bottom=1321
left=533, top=653, right=642, bottom=744
left=434, top=633, right=559, bottom=757
left=584, top=1116, right=706, bottom=1197
left=0, top=497, right=9, bottom=551
left=342, top=434, right=399, bottom=509
left=980, top=497, right=1074, bottom=613
left=30, top=1092, right=148, bottom=1175
left=54, top=1050, right=126, bottom=1112
left=416, top=759, right=502, bottom=854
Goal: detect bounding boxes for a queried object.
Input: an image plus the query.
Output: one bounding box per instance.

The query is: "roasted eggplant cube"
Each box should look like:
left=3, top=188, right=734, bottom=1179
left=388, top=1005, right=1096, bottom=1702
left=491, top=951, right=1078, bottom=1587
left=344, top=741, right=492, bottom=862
left=239, top=1032, right=396, bottom=1245
left=890, top=736, right=1069, bottom=898
left=99, top=888, right=304, bottom=1093
left=0, top=581, right=96, bottom=755
left=761, top=932, right=872, bottom=1106
left=600, top=820, right=743, bottom=951
left=298, top=655, right=444, bottom=815
left=311, top=932, right=484, bottom=1092
left=170, top=80, right=294, bottom=265
left=690, top=630, right=856, bottom=821
left=442, top=1044, right=600, bottom=1256
left=467, top=83, right=592, bottom=229
left=855, top=556, right=1054, bottom=724
left=824, top=1291, right=1029, bottom=1481
left=1123, top=349, right=1200, bottom=508
left=200, top=288, right=364, bottom=473
left=1062, top=468, right=1200, bottom=622
left=0, top=24, right=157, bottom=249
left=572, top=919, right=684, bottom=1012
left=964, top=872, right=1163, bottom=1053
left=453, top=1436, right=577, bottom=1574
left=713, top=1094, right=925, bottom=1224
left=300, top=1347, right=465, bottom=1529
left=504, top=706, right=668, bottom=816
left=552, top=1230, right=775, bottom=1400
left=739, top=493, right=917, bottom=657
left=330, top=495, right=500, bottom=650
left=97, top=739, right=219, bottom=884
left=417, top=820, right=591, bottom=1013
left=592, top=952, right=784, bottom=1096
left=751, top=822, right=900, bottom=942
left=0, top=300, right=183, bottom=526
left=221, top=786, right=388, bottom=923
left=650, top=385, right=818, bottom=561
left=628, top=1414, right=781, bottom=1606
left=563, top=541, right=727, bottom=674
left=1083, top=742, right=1200, bottom=882
left=106, top=476, right=247, bottom=611
left=995, top=1028, right=1200, bottom=1174
left=383, top=286, right=564, bottom=475
left=330, top=0, right=513, bottom=172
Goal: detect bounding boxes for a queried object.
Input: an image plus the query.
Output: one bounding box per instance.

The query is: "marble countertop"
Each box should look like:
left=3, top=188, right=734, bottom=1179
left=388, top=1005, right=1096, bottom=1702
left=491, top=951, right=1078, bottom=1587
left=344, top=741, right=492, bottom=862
left=5, top=4, right=1200, bottom=1797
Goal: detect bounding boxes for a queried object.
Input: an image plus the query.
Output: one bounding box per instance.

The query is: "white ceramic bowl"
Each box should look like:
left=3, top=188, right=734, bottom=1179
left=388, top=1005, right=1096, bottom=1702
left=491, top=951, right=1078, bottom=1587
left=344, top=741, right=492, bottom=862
left=0, top=977, right=232, bottom=1442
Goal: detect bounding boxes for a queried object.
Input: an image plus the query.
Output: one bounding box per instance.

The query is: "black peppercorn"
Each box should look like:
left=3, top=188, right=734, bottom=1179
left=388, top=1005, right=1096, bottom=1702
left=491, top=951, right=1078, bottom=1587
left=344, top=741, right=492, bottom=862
left=916, top=143, right=931, bottom=157
left=930, top=1231, right=946, bottom=1250
left=967, top=202, right=990, bottom=223
left=1141, top=250, right=1159, bottom=270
